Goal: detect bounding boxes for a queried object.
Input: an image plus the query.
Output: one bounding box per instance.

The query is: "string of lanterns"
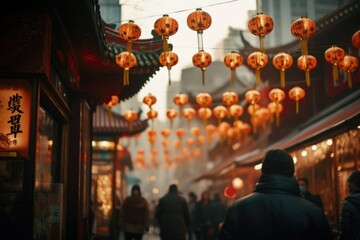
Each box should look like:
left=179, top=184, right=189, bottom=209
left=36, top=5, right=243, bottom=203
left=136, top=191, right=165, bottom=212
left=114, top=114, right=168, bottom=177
left=117, top=9, right=359, bottom=172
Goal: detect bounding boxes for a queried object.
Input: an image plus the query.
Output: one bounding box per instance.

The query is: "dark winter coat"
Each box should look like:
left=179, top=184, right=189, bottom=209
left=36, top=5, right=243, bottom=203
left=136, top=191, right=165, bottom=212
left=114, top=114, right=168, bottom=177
left=338, top=188, right=360, bottom=240
left=120, top=196, right=150, bottom=234
left=219, top=174, right=333, bottom=240
left=156, top=192, right=190, bottom=240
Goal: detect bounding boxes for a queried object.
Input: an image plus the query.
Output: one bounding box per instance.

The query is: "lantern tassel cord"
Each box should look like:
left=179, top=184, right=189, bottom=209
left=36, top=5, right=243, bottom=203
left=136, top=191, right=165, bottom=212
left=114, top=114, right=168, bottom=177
left=275, top=102, right=280, bottom=127
left=255, top=69, right=261, bottom=87
left=127, top=41, right=133, bottom=54
left=301, top=38, right=308, bottom=55
left=163, top=38, right=169, bottom=52
left=347, top=72, right=352, bottom=88
left=201, top=69, right=205, bottom=86
left=305, top=70, right=311, bottom=87
left=197, top=31, right=204, bottom=51
left=231, top=70, right=235, bottom=86
left=167, top=68, right=172, bottom=86
left=295, top=100, right=299, bottom=114
left=124, top=69, right=130, bottom=85
left=259, top=36, right=265, bottom=53
left=280, top=69, right=286, bottom=88
left=332, top=64, right=339, bottom=81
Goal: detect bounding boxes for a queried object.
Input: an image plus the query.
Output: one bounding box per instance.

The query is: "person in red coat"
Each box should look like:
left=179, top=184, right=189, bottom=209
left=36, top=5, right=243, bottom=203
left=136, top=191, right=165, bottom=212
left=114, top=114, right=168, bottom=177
left=120, top=184, right=150, bottom=240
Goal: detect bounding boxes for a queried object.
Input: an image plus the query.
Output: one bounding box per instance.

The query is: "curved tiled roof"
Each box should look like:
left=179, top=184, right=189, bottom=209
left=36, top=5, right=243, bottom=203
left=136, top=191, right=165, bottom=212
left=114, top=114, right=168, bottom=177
left=93, top=105, right=149, bottom=136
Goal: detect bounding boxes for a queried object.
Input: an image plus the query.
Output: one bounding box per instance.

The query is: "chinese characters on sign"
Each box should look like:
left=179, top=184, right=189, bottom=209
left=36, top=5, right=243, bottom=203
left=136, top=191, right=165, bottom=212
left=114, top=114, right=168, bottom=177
left=0, top=79, right=31, bottom=157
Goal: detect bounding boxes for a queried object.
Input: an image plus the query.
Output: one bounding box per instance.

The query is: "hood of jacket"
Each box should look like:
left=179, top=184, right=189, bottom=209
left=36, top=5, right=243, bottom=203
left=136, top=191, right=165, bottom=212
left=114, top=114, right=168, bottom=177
left=254, top=174, right=302, bottom=197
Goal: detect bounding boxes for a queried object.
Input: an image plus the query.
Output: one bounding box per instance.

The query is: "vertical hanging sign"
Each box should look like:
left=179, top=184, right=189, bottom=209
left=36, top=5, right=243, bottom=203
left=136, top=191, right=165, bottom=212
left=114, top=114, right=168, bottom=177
left=0, top=79, right=32, bottom=157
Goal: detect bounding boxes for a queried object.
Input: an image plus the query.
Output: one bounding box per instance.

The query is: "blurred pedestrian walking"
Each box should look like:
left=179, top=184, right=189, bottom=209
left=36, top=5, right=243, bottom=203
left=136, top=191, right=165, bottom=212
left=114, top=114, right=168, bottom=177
left=193, top=190, right=213, bottom=240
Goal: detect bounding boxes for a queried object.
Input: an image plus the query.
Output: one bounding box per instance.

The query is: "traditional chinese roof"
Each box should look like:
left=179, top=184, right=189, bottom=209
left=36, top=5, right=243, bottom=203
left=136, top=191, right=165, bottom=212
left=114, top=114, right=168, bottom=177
left=93, top=105, right=148, bottom=136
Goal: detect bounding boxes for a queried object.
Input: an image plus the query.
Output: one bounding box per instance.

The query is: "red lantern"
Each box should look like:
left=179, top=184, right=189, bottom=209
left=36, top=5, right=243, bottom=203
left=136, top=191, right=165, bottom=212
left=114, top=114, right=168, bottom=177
left=268, top=88, right=285, bottom=127
left=288, top=86, right=306, bottom=114
left=192, top=50, right=212, bottom=85
left=187, top=8, right=212, bottom=51
left=124, top=109, right=138, bottom=131
left=213, top=105, right=228, bottom=123
left=324, top=46, right=345, bottom=81
left=102, top=95, right=120, bottom=119
left=173, top=93, right=189, bottom=117
left=182, top=108, right=196, bottom=127
left=248, top=13, right=274, bottom=53
left=247, top=51, right=268, bottom=87
left=268, top=102, right=284, bottom=125
left=143, top=93, right=157, bottom=109
left=245, top=90, right=261, bottom=114
left=205, top=124, right=217, bottom=142
left=297, top=55, right=317, bottom=87
left=338, top=55, right=358, bottom=88
left=190, top=127, right=201, bottom=137
left=161, top=129, right=171, bottom=139
left=229, top=104, right=243, bottom=120
left=159, top=51, right=179, bottom=85
left=290, top=16, right=316, bottom=55
left=118, top=20, right=141, bottom=53
left=218, top=122, right=231, bottom=141
left=197, top=107, right=212, bottom=126
left=224, top=51, right=243, bottom=85
left=196, top=93, right=212, bottom=108
left=147, top=109, right=158, bottom=129
left=222, top=91, right=238, bottom=107
left=154, top=14, right=178, bottom=53
left=175, top=128, right=186, bottom=141
left=272, top=52, right=293, bottom=88
left=116, top=51, right=137, bottom=85
left=352, top=30, right=360, bottom=49
left=166, top=108, right=178, bottom=129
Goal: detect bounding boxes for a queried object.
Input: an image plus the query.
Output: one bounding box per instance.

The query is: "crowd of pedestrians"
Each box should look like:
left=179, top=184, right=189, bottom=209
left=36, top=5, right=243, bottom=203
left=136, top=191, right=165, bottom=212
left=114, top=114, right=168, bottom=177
left=108, top=149, right=360, bottom=240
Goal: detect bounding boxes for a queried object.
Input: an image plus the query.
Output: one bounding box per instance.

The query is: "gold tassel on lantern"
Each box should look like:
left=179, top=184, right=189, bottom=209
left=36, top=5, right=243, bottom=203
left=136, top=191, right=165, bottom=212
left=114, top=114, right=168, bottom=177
left=332, top=64, right=339, bottom=81
left=301, top=38, right=308, bottom=55
left=346, top=72, right=352, bottom=88
left=123, top=68, right=129, bottom=85
left=280, top=69, right=286, bottom=88
left=255, top=68, right=261, bottom=87
left=305, top=70, right=311, bottom=87
left=259, top=36, right=265, bottom=53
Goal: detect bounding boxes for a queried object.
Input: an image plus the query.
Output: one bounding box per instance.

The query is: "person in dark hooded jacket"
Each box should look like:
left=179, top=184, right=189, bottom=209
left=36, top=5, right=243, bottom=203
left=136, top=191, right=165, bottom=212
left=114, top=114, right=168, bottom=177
left=338, top=170, right=360, bottom=240
left=219, top=149, right=333, bottom=240
left=120, top=184, right=150, bottom=240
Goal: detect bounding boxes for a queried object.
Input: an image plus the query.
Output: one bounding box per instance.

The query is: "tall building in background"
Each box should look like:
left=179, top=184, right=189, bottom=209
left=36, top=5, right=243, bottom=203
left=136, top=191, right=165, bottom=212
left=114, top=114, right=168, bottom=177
left=257, top=0, right=353, bottom=47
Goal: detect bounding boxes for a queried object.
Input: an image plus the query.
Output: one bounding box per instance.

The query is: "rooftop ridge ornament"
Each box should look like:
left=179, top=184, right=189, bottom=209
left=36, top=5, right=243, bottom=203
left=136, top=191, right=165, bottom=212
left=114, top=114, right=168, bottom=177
left=154, top=14, right=179, bottom=53
left=290, top=16, right=316, bottom=55
left=187, top=8, right=212, bottom=51
left=248, top=12, right=274, bottom=53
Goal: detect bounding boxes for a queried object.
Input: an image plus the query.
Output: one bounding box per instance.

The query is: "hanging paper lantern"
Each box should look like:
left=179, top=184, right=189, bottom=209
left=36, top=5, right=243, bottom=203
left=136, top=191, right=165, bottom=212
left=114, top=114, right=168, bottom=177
left=297, top=55, right=317, bottom=87
left=234, top=121, right=251, bottom=143
left=290, top=16, right=316, bottom=55
left=159, top=51, right=179, bottom=85
left=268, top=88, right=285, bottom=127
left=245, top=90, right=261, bottom=115
left=338, top=55, right=358, bottom=88
left=118, top=20, right=141, bottom=53
left=289, top=86, right=306, bottom=114
left=247, top=51, right=268, bottom=87
left=186, top=138, right=195, bottom=147
left=352, top=30, right=360, bottom=48
left=154, top=14, right=179, bottom=53
left=116, top=51, right=137, bottom=85
left=196, top=93, right=212, bottom=107
left=190, top=127, right=201, bottom=137
left=272, top=52, right=293, bottom=88
left=218, top=122, right=231, bottom=142
left=205, top=124, right=217, bottom=143
left=173, top=139, right=181, bottom=148
left=213, top=105, right=228, bottom=123
left=256, top=107, right=271, bottom=131
left=124, top=109, right=138, bottom=131
left=197, top=136, right=205, bottom=145
left=197, top=107, right=212, bottom=126
left=222, top=91, right=239, bottom=108
left=166, top=108, right=178, bottom=129
left=229, top=104, right=244, bottom=120
left=102, top=95, right=120, bottom=119
left=147, top=129, right=157, bottom=149
left=175, top=128, right=186, bottom=141
left=247, top=104, right=260, bottom=116
left=192, top=50, right=212, bottom=85
left=143, top=93, right=157, bottom=109
left=173, top=93, right=189, bottom=117
left=147, top=109, right=158, bottom=129
left=324, top=46, right=345, bottom=81
left=248, top=13, right=274, bottom=53
left=187, top=8, right=212, bottom=51
left=182, top=108, right=196, bottom=127
left=268, top=102, right=284, bottom=125
left=224, top=51, right=243, bottom=85
left=161, top=129, right=171, bottom=139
